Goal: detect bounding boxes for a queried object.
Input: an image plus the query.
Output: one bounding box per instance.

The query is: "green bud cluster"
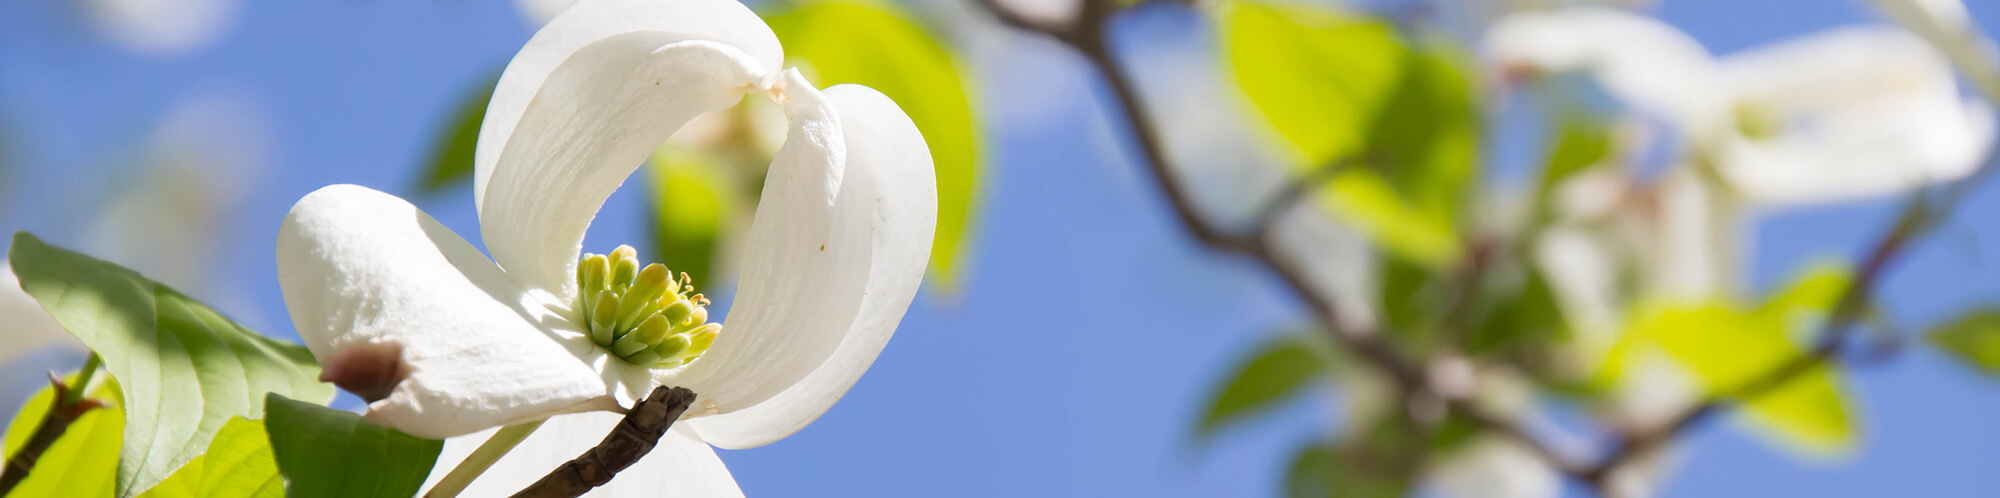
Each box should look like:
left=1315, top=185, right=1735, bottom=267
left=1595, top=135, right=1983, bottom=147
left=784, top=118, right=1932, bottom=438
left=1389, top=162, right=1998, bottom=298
left=577, top=245, right=722, bottom=367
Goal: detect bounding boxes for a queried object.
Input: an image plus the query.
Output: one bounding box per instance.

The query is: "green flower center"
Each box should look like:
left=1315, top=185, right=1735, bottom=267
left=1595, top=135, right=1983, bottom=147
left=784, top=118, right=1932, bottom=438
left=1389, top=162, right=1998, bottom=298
left=575, top=245, right=721, bottom=367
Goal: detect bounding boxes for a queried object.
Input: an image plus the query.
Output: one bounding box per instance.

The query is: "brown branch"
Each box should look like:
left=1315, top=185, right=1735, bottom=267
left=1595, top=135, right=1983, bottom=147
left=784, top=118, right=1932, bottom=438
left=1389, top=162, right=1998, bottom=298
left=973, top=0, right=1582, bottom=476
left=0, top=373, right=105, bottom=495
left=509, top=387, right=697, bottom=498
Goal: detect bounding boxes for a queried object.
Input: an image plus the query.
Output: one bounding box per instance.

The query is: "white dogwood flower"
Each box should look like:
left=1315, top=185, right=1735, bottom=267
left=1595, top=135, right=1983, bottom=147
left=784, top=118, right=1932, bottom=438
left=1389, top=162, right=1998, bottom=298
left=1488, top=7, right=1993, bottom=208
left=276, top=0, right=935, bottom=493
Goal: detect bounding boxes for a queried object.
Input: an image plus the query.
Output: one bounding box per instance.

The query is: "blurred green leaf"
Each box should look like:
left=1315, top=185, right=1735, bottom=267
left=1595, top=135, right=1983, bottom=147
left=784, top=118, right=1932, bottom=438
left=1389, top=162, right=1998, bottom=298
left=139, top=417, right=281, bottom=498
left=1284, top=418, right=1423, bottom=498
left=1465, top=261, right=1568, bottom=355
left=1633, top=267, right=1858, bottom=456
left=3, top=374, right=121, bottom=498
left=1927, top=306, right=2000, bottom=375
left=263, top=394, right=442, bottom=498
left=768, top=1, right=981, bottom=292
left=1197, top=334, right=1329, bottom=439
left=8, top=232, right=335, bottom=497
left=1536, top=115, right=1612, bottom=197
left=1363, top=42, right=1478, bottom=229
left=1378, top=254, right=1440, bottom=337
left=1322, top=169, right=1458, bottom=267
left=645, top=146, right=741, bottom=287
left=1223, top=2, right=1479, bottom=267
left=1222, top=0, right=1403, bottom=165
left=413, top=73, right=499, bottom=196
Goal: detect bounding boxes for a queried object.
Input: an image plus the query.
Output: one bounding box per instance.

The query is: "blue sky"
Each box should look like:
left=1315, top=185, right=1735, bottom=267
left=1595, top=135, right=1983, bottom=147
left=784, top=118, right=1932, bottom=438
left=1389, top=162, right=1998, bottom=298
left=3, top=0, right=1999, bottom=496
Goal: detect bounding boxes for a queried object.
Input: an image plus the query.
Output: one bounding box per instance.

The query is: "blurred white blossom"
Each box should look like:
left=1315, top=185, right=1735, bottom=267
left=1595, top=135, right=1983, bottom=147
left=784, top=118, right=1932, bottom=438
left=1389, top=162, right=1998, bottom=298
left=78, top=0, right=242, bottom=55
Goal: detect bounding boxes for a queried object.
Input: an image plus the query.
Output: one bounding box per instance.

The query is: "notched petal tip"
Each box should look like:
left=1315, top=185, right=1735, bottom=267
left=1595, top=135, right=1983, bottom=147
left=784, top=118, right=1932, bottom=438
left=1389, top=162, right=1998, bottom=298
left=318, top=341, right=409, bottom=403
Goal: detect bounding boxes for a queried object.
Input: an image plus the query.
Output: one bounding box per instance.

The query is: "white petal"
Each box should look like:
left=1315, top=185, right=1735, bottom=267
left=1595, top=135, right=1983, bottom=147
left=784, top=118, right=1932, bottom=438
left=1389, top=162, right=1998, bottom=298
left=479, top=34, right=770, bottom=298
left=1428, top=437, right=1561, bottom=498
left=0, top=264, right=83, bottom=365
left=277, top=185, right=609, bottom=439
left=674, top=82, right=935, bottom=448
left=424, top=413, right=741, bottom=497
left=1485, top=8, right=1730, bottom=136
left=476, top=0, right=780, bottom=296
left=1647, top=171, right=1737, bottom=298
left=1717, top=26, right=1994, bottom=206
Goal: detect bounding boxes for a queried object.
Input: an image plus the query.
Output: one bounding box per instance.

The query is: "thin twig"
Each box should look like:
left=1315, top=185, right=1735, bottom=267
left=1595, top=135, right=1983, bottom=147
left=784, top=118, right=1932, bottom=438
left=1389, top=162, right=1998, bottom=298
left=972, top=0, right=1581, bottom=475
left=509, top=387, right=697, bottom=498
left=0, top=372, right=105, bottom=495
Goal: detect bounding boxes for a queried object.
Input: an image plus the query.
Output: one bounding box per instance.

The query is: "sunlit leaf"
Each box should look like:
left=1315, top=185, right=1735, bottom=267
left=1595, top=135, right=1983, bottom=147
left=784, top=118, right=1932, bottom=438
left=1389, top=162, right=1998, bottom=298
left=3, top=373, right=121, bottom=498
left=645, top=146, right=741, bottom=288
left=768, top=0, right=982, bottom=291
left=1222, top=0, right=1403, bottom=165
left=1632, top=267, right=1858, bottom=456
left=1321, top=169, right=1458, bottom=267
left=412, top=72, right=499, bottom=196
left=1223, top=2, right=1478, bottom=267
left=1197, top=334, right=1329, bottom=439
left=3, top=402, right=121, bottom=498
left=1927, top=306, right=2000, bottom=376
left=1364, top=42, right=1478, bottom=226
left=263, top=394, right=442, bottom=498
left=139, top=417, right=281, bottom=498
left=8, top=232, right=335, bottom=497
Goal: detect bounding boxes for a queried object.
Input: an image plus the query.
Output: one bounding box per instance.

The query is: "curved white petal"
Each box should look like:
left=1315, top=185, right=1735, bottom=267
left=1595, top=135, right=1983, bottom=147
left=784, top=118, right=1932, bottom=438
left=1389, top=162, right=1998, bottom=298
left=1717, top=26, right=1994, bottom=206
left=277, top=185, right=608, bottom=439
left=683, top=84, right=935, bottom=448
left=422, top=413, right=741, bottom=497
left=480, top=35, right=768, bottom=298
left=1486, top=8, right=1729, bottom=136
left=0, top=264, right=83, bottom=365
left=476, top=0, right=782, bottom=279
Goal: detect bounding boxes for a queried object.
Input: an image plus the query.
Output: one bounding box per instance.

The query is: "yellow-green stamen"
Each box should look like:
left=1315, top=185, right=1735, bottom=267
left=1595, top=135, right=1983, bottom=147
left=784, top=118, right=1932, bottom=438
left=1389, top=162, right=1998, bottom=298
left=575, top=244, right=723, bottom=367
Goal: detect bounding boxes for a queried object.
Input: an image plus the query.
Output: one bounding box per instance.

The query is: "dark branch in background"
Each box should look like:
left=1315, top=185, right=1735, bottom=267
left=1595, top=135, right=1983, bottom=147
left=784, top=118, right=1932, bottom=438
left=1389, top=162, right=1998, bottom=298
left=510, top=387, right=697, bottom=498
left=975, top=0, right=2000, bottom=492
left=0, top=365, right=105, bottom=495
left=972, top=0, right=1585, bottom=476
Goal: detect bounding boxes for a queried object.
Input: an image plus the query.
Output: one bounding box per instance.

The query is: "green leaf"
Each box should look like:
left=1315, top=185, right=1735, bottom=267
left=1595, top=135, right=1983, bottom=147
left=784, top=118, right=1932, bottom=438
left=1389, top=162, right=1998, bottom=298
left=1536, top=114, right=1612, bottom=198
left=1222, top=0, right=1404, bottom=165
left=139, top=417, right=281, bottom=498
left=1320, top=169, right=1458, bottom=267
left=1465, top=261, right=1568, bottom=355
left=1223, top=2, right=1480, bottom=267
left=645, top=146, right=741, bottom=288
left=7, top=232, right=335, bottom=497
left=1362, top=42, right=1479, bottom=228
left=413, top=73, right=500, bottom=196
left=263, top=394, right=443, bottom=498
left=1283, top=418, right=1423, bottom=498
left=1197, top=334, right=1329, bottom=439
left=1631, top=266, right=1858, bottom=456
left=4, top=402, right=121, bottom=498
left=768, top=1, right=982, bottom=291
left=1927, top=306, right=2000, bottom=375
left=3, top=374, right=122, bottom=498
